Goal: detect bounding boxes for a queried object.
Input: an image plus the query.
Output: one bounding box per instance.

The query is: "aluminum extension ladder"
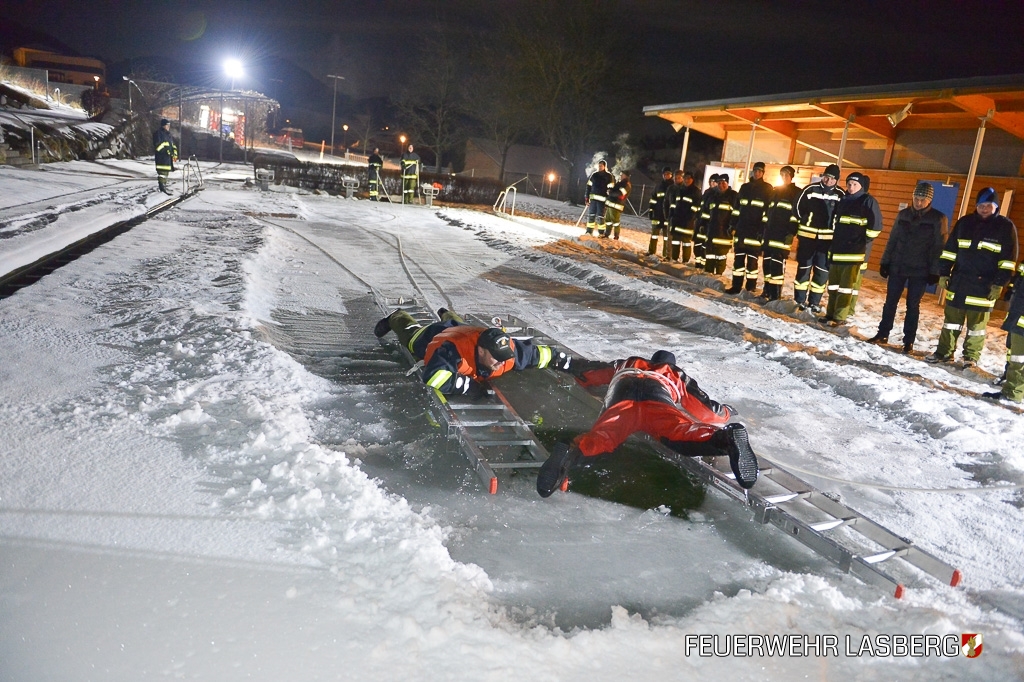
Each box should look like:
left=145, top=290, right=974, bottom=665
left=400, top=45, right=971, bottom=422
left=375, top=297, right=551, bottom=494
left=464, top=312, right=962, bottom=599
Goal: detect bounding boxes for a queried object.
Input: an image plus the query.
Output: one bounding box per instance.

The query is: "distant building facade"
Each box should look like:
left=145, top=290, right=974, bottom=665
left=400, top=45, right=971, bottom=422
left=13, top=47, right=105, bottom=87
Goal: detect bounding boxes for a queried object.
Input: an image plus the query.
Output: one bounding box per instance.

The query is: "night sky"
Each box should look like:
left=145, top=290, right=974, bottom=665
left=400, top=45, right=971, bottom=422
left=5, top=0, right=1024, bottom=105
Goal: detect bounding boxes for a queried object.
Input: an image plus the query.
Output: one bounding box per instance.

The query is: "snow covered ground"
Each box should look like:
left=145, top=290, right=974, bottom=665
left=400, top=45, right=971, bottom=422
left=0, top=160, right=1022, bottom=680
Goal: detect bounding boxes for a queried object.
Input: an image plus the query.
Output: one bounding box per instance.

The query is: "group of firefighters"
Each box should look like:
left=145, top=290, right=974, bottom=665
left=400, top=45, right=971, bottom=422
left=373, top=307, right=761, bottom=497
left=584, top=160, right=1023, bottom=404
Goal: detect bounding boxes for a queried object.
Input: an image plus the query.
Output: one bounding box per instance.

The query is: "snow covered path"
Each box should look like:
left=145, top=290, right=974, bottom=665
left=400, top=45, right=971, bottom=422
left=0, top=168, right=1022, bottom=680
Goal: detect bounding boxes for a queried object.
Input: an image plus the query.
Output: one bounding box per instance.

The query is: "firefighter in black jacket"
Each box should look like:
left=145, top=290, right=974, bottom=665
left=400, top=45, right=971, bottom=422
left=367, top=148, right=384, bottom=200
left=603, top=170, right=631, bottom=239
left=152, top=118, right=177, bottom=195
left=820, top=172, right=882, bottom=326
left=698, top=175, right=739, bottom=275
left=693, top=174, right=720, bottom=269
left=793, top=164, right=844, bottom=312
left=927, top=187, right=1019, bottom=367
left=760, top=166, right=802, bottom=302
left=983, top=260, right=1024, bottom=403
left=669, top=171, right=702, bottom=262
left=867, top=182, right=947, bottom=352
left=584, top=160, right=614, bottom=236
left=727, top=161, right=772, bottom=293
left=400, top=144, right=420, bottom=204
left=648, top=167, right=673, bottom=256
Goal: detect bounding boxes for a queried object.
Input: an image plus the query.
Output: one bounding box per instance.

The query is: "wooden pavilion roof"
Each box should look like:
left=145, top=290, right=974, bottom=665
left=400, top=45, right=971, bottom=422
left=643, top=74, right=1024, bottom=144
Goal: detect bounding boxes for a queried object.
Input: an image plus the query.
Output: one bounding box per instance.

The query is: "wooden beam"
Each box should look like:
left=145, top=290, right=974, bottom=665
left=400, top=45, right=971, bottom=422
left=724, top=108, right=798, bottom=137
left=882, top=138, right=895, bottom=170
left=950, top=94, right=1024, bottom=141
left=808, top=101, right=896, bottom=140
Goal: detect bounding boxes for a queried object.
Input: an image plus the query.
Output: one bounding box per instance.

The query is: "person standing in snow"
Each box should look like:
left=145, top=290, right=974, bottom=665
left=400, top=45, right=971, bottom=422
left=699, top=174, right=739, bottom=276
left=759, top=165, right=802, bottom=302
left=400, top=144, right=420, bottom=204
left=584, top=159, right=614, bottom=236
left=866, top=181, right=947, bottom=353
left=648, top=167, right=674, bottom=256
left=726, top=161, right=772, bottom=294
left=983, top=260, right=1024, bottom=403
left=374, top=308, right=568, bottom=398
left=668, top=170, right=702, bottom=263
left=367, top=147, right=384, bottom=201
left=602, top=170, right=631, bottom=239
left=152, top=118, right=177, bottom=195
left=537, top=350, right=758, bottom=497
left=927, top=187, right=1018, bottom=367
left=692, top=174, right=720, bottom=269
left=793, top=164, right=844, bottom=313
left=818, top=172, right=882, bottom=327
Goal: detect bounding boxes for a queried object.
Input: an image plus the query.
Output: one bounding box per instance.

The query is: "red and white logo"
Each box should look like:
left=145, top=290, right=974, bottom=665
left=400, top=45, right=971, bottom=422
left=961, top=633, right=983, bottom=658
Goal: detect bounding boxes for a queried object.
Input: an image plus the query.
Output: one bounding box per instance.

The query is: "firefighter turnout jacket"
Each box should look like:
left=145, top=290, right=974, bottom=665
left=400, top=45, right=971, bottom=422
left=153, top=128, right=177, bottom=173
left=1002, top=261, right=1024, bottom=336
left=829, top=190, right=882, bottom=265
left=606, top=177, right=631, bottom=213
left=939, top=211, right=1019, bottom=312
left=422, top=325, right=554, bottom=396
left=699, top=188, right=740, bottom=249
left=762, top=182, right=803, bottom=250
left=586, top=169, right=614, bottom=203
left=649, top=176, right=673, bottom=229
left=731, top=176, right=773, bottom=251
left=795, top=181, right=845, bottom=249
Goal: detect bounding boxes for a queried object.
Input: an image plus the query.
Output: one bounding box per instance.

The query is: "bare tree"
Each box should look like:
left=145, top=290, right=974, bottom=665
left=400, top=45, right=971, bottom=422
left=462, top=45, right=533, bottom=183
left=394, top=31, right=466, bottom=171
left=497, top=0, right=626, bottom=200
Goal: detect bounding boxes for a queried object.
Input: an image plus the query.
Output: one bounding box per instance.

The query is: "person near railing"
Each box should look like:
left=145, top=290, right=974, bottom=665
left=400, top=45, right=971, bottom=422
left=152, top=118, right=177, bottom=195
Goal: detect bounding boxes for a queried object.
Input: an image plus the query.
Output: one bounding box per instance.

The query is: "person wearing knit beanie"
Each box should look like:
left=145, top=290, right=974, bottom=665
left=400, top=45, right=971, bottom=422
left=868, top=181, right=948, bottom=352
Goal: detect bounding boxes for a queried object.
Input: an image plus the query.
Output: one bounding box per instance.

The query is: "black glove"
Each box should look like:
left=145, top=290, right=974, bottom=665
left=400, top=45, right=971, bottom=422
left=927, top=273, right=940, bottom=286
left=453, top=375, right=487, bottom=400
left=551, top=351, right=573, bottom=372
left=879, top=264, right=889, bottom=279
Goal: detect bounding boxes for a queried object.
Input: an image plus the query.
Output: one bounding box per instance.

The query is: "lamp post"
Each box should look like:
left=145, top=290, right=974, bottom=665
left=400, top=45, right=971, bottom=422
left=342, top=124, right=348, bottom=152
left=121, top=76, right=142, bottom=114
left=327, top=74, right=345, bottom=157
left=546, top=172, right=556, bottom=198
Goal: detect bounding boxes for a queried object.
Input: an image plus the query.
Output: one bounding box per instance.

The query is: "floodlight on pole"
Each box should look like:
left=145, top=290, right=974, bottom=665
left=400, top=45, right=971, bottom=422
left=327, top=74, right=345, bottom=157
left=224, top=59, right=243, bottom=90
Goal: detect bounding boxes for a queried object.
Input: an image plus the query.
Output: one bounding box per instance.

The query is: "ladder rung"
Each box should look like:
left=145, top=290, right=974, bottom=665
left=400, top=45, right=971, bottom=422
left=862, top=548, right=908, bottom=564
left=764, top=491, right=812, bottom=504
left=488, top=461, right=543, bottom=470
left=474, top=439, right=536, bottom=447
left=809, top=517, right=854, bottom=532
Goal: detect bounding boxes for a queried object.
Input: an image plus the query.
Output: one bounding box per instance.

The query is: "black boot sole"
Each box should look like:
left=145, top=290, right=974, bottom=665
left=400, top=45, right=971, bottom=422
left=537, top=443, right=578, bottom=497
left=727, top=425, right=759, bottom=489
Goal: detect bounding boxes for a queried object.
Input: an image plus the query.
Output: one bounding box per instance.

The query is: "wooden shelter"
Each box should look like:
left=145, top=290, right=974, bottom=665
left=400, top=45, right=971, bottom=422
left=644, top=75, right=1024, bottom=272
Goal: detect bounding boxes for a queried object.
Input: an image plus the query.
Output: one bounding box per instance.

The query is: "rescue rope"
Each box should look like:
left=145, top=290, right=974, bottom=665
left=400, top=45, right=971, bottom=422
left=764, top=457, right=1024, bottom=494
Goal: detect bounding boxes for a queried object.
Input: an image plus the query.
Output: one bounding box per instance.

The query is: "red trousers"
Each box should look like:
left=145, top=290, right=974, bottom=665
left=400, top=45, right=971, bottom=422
left=576, top=399, right=719, bottom=457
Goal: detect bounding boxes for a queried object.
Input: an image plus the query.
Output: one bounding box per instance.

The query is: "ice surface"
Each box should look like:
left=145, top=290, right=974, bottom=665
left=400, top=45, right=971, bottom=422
left=0, top=161, right=1021, bottom=680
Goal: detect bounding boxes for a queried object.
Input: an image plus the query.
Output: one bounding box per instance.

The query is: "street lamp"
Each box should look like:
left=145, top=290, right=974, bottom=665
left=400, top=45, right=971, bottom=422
left=399, top=134, right=407, bottom=148
left=224, top=59, right=243, bottom=90
left=546, top=172, right=556, bottom=198
left=327, top=74, right=345, bottom=157
left=342, top=124, right=348, bottom=151
left=122, top=76, right=142, bottom=114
